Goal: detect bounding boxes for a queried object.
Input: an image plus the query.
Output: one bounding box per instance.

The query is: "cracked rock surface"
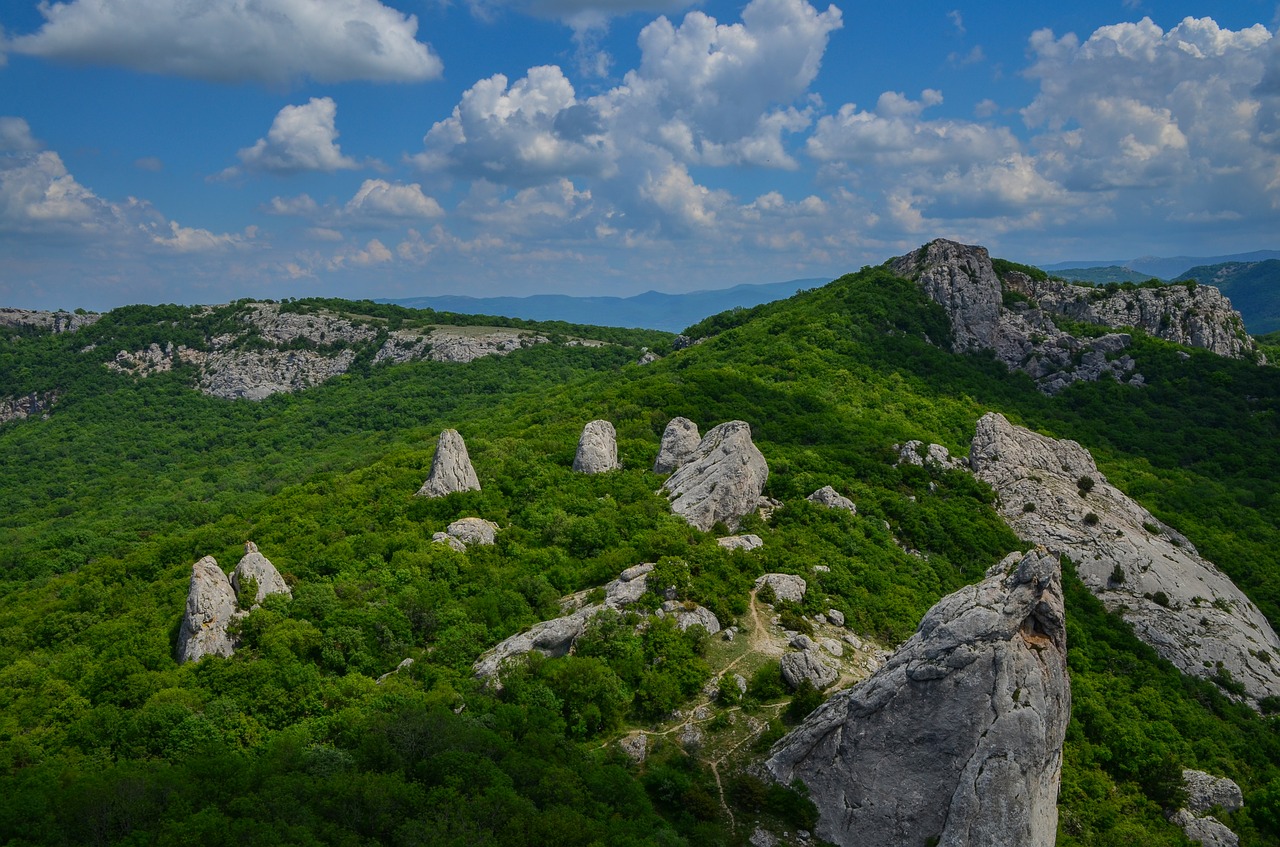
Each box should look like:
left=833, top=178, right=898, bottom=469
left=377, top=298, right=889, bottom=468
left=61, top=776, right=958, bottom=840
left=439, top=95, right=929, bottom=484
left=176, top=557, right=241, bottom=663
left=573, top=420, right=620, bottom=474
left=654, top=417, right=701, bottom=473
left=416, top=429, right=481, bottom=498
left=231, top=542, right=291, bottom=605
left=662, top=421, right=768, bottom=531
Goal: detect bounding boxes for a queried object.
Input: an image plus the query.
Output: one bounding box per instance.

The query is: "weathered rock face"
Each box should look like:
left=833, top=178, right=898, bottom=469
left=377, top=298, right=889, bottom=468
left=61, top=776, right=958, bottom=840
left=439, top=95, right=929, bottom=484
left=416, top=430, right=481, bottom=498
left=781, top=648, right=839, bottom=690
left=662, top=421, right=768, bottom=531
left=894, top=441, right=967, bottom=471
left=574, top=420, right=621, bottom=473
left=0, top=391, right=57, bottom=424
left=197, top=349, right=356, bottom=401
left=375, top=326, right=549, bottom=365
left=1183, top=770, right=1244, bottom=816
left=1170, top=810, right=1240, bottom=847
left=657, top=601, right=721, bottom=634
left=176, top=557, right=241, bottom=663
left=890, top=240, right=1004, bottom=352
left=654, top=417, right=701, bottom=474
left=971, top=412, right=1280, bottom=705
left=0, top=307, right=99, bottom=334
left=756, top=573, right=807, bottom=604
left=767, top=548, right=1070, bottom=847
left=231, top=542, right=291, bottom=605
left=434, top=517, right=499, bottom=548
left=807, top=486, right=856, bottom=513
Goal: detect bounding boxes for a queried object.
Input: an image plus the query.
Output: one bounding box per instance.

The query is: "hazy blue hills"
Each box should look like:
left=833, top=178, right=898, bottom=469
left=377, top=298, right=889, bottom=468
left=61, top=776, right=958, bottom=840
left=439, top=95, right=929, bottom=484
left=381, top=278, right=827, bottom=332
left=1174, top=260, right=1280, bottom=334
left=1045, top=266, right=1158, bottom=285
left=1041, top=249, right=1280, bottom=281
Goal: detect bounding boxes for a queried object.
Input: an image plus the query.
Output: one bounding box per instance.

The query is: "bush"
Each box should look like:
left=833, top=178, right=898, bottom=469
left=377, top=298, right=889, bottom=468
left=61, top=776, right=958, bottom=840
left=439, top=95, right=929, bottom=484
left=1077, top=476, right=1095, bottom=496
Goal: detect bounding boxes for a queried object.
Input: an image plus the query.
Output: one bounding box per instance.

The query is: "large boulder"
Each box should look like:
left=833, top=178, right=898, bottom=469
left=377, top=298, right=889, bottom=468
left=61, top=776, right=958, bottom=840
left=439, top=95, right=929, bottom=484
left=176, top=557, right=241, bottom=663
left=658, top=601, right=721, bottom=634
left=717, top=534, right=763, bottom=551
left=231, top=542, right=291, bottom=605
left=756, top=573, right=807, bottom=604
left=654, top=417, right=701, bottom=474
left=1170, top=810, right=1240, bottom=847
left=416, top=429, right=481, bottom=497
left=807, top=486, right=856, bottom=513
left=971, top=411, right=1280, bottom=705
left=662, top=421, right=768, bottom=531
left=781, top=648, right=839, bottom=690
left=1183, top=770, right=1244, bottom=815
left=767, top=548, right=1070, bottom=847
left=433, top=517, right=499, bottom=549
left=573, top=420, right=620, bottom=473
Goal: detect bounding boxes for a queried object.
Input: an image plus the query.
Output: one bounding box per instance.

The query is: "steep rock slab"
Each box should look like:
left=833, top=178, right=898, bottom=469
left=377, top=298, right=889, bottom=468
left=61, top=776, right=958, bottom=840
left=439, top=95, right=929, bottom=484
left=889, top=239, right=1003, bottom=352
left=654, top=417, right=701, bottom=473
left=970, top=412, right=1280, bottom=704
left=574, top=420, right=620, bottom=474
left=231, top=542, right=291, bottom=605
left=767, top=548, right=1070, bottom=847
left=662, top=421, right=768, bottom=531
left=176, top=557, right=241, bottom=663
left=416, top=429, right=481, bottom=497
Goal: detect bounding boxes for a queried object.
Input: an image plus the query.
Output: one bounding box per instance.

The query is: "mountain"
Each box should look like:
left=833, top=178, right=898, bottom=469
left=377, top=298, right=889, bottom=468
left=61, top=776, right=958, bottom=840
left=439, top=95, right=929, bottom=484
left=379, top=278, right=826, bottom=332
left=1045, top=266, right=1162, bottom=285
left=2, top=245, right=1280, bottom=846
left=1174, top=260, right=1280, bottom=334
left=1040, top=250, right=1280, bottom=282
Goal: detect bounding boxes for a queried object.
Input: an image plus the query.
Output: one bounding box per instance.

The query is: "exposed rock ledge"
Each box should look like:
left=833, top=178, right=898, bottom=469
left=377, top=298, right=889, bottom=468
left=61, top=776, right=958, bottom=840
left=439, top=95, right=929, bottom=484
left=0, top=307, right=99, bottom=334
left=767, top=548, right=1070, bottom=847
left=0, top=391, right=57, bottom=424
left=970, top=412, right=1280, bottom=704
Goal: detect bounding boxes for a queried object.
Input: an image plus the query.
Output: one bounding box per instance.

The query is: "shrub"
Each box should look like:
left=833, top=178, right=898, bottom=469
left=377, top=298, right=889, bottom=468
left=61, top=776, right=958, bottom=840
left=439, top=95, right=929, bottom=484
left=1077, top=476, right=1095, bottom=496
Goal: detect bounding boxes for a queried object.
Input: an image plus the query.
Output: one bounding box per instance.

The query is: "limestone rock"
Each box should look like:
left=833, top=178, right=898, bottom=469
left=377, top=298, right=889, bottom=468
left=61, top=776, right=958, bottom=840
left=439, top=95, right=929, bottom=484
left=176, top=556, right=241, bottom=663
left=808, top=485, right=856, bottom=513
left=474, top=604, right=601, bottom=680
left=0, top=307, right=100, bottom=334
left=1183, top=770, right=1244, bottom=815
left=895, top=440, right=965, bottom=471
left=827, top=609, right=845, bottom=627
left=637, top=351, right=659, bottom=365
left=654, top=417, right=701, bottom=474
left=890, top=239, right=1004, bottom=352
left=231, top=542, right=291, bottom=604
left=604, top=563, right=653, bottom=606
left=376, top=658, right=414, bottom=685
left=756, top=573, right=807, bottom=604
left=416, top=430, right=481, bottom=498
left=717, top=534, right=763, bottom=551
left=662, top=421, right=768, bottom=531
left=0, top=391, right=57, bottom=424
left=658, top=601, right=721, bottom=634
left=431, top=532, right=466, bottom=552
left=198, top=348, right=356, bottom=401
left=781, top=648, right=839, bottom=690
left=767, top=548, right=1070, bottom=847
left=619, top=733, right=648, bottom=763
left=1170, top=810, right=1240, bottom=847
left=440, top=518, right=499, bottom=547
left=971, top=411, right=1280, bottom=705
left=574, top=420, right=620, bottom=474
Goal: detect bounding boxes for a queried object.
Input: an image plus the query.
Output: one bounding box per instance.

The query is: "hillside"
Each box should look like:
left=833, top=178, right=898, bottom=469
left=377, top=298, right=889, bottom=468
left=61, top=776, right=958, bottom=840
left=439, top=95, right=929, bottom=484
left=1174, top=260, right=1280, bottom=334
left=2, top=246, right=1280, bottom=845
left=1043, top=266, right=1163, bottom=285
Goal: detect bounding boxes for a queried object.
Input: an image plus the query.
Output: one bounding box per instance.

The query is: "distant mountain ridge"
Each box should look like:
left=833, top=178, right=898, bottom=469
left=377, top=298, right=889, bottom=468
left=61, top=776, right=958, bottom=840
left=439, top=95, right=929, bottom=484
left=380, top=279, right=826, bottom=333
left=1174, top=260, right=1280, bottom=334
left=1040, top=249, right=1280, bottom=280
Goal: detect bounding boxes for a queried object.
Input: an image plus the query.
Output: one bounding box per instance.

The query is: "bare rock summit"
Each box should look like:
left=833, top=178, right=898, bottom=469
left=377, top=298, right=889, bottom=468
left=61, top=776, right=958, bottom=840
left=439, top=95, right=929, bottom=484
left=661, top=421, right=768, bottom=531
left=176, top=557, right=241, bottom=663
left=231, top=542, right=292, bottom=605
left=574, top=420, right=621, bottom=474
left=416, top=429, right=481, bottom=497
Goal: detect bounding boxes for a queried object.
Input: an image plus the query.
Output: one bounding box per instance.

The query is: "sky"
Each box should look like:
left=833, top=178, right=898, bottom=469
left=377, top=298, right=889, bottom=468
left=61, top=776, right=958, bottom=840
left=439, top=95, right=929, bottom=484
left=1, top=0, right=1279, bottom=310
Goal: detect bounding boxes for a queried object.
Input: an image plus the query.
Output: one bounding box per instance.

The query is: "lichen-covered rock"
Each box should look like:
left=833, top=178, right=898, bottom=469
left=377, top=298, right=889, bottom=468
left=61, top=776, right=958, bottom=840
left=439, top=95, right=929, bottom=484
left=807, top=485, right=856, bottom=513
left=1183, top=770, right=1244, bottom=816
left=176, top=556, right=241, bottom=663
left=416, top=429, right=481, bottom=498
left=756, top=573, right=807, bottom=603
left=231, top=542, right=291, bottom=604
left=662, top=421, right=768, bottom=531
left=717, top=534, right=763, bottom=551
left=574, top=420, right=620, bottom=474
left=1170, top=810, right=1240, bottom=847
left=654, top=417, right=701, bottom=474
left=658, top=601, right=721, bottom=634
left=781, top=648, right=838, bottom=690
left=767, top=548, right=1070, bottom=847
left=971, top=411, right=1280, bottom=705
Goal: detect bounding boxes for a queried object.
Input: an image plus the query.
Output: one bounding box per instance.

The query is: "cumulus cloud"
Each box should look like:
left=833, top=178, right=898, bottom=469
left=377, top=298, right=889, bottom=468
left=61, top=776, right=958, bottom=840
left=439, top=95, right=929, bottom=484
left=7, top=0, right=442, bottom=86
left=149, top=220, right=247, bottom=252
left=0, top=150, right=114, bottom=231
left=233, top=98, right=360, bottom=175
left=0, top=117, right=42, bottom=153
left=345, top=179, right=445, bottom=220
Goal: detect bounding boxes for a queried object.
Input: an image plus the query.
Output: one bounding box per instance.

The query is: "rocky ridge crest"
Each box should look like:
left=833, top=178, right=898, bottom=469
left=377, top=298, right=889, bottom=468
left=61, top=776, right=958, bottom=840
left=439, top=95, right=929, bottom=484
left=0, top=308, right=100, bottom=334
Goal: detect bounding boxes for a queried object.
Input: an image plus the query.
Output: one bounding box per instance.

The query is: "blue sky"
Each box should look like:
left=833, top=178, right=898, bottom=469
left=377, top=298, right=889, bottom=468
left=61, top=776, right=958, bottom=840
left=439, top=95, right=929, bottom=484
left=1, top=0, right=1278, bottom=310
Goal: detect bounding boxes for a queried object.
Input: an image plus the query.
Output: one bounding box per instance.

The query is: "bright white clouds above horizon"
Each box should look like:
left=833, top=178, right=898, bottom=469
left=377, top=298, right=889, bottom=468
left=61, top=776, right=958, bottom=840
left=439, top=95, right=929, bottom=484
left=0, top=0, right=1278, bottom=310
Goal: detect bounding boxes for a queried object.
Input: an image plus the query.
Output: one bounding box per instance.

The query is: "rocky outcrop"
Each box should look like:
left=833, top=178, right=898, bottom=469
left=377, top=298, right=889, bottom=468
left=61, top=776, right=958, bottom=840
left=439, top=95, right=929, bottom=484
left=781, top=648, right=839, bottom=690
left=197, top=349, right=356, bottom=401
left=971, top=412, right=1280, bottom=705
left=573, top=420, right=620, bottom=473
left=432, top=518, right=499, bottom=550
left=756, top=573, right=807, bottom=603
left=654, top=417, right=701, bottom=474
left=657, top=601, right=721, bottom=634
left=1170, top=810, right=1239, bottom=847
left=416, top=430, right=481, bottom=498
left=717, top=534, right=763, bottom=551
left=894, top=441, right=966, bottom=471
left=767, top=548, right=1070, bottom=847
left=375, top=326, right=549, bottom=365
left=1184, top=770, right=1244, bottom=816
left=0, top=391, right=57, bottom=424
left=0, top=307, right=99, bottom=334
left=176, top=557, right=241, bottom=663
left=662, top=421, right=769, bottom=531
left=891, top=239, right=1004, bottom=352
left=807, top=486, right=856, bottom=513
left=231, top=542, right=291, bottom=605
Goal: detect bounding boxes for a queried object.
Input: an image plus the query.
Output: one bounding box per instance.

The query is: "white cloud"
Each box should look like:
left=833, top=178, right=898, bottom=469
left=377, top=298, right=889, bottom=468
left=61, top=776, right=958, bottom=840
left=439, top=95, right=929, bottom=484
left=149, top=220, right=246, bottom=252
left=265, top=194, right=321, bottom=216
left=8, top=0, right=442, bottom=85
left=345, top=179, right=445, bottom=220
left=0, top=117, right=42, bottom=153
left=235, top=98, right=359, bottom=175
left=0, top=150, right=113, bottom=231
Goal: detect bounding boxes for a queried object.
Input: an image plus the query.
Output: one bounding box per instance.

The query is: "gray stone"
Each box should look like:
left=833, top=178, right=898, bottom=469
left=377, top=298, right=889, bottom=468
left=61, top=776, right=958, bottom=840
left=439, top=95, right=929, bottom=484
left=662, top=421, right=768, bottom=531
left=654, top=417, right=701, bottom=473
left=756, top=573, right=807, bottom=603
left=376, top=658, right=414, bottom=685
left=827, top=609, right=845, bottom=627
left=807, top=485, right=856, bottom=513
left=441, top=518, right=499, bottom=547
left=637, top=350, right=659, bottom=365
left=619, top=733, right=648, bottom=763
left=750, top=827, right=779, bottom=847
left=780, top=649, right=838, bottom=690
left=474, top=603, right=602, bottom=680
left=717, top=534, right=763, bottom=551
left=0, top=391, right=58, bottom=424
left=659, top=601, right=721, bottom=634
left=895, top=440, right=965, bottom=471
left=574, top=420, right=620, bottom=473
left=604, top=563, right=653, bottom=607
left=176, top=556, right=241, bottom=663
left=416, top=429, right=481, bottom=498
left=971, top=411, right=1280, bottom=706
left=819, top=638, right=844, bottom=657
left=0, top=307, right=100, bottom=334
left=431, top=532, right=466, bottom=552
left=231, top=541, right=291, bottom=604
left=1171, top=810, right=1240, bottom=847
left=767, top=548, right=1070, bottom=847
left=790, top=634, right=816, bottom=651
left=890, top=239, right=1003, bottom=352
left=1183, top=770, right=1244, bottom=815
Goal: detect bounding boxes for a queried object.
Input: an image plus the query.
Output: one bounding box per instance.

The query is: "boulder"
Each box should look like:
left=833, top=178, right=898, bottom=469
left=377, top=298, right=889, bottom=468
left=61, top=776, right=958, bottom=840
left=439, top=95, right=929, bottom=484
left=895, top=440, right=965, bottom=471
left=781, top=648, right=839, bottom=690
left=717, top=534, right=763, bottom=552
left=573, top=420, right=620, bottom=473
left=756, top=573, right=807, bottom=603
left=438, top=517, right=499, bottom=548
left=827, top=609, right=845, bottom=627
left=431, top=532, right=466, bottom=552
left=1170, top=810, right=1240, bottom=847
left=659, top=601, right=721, bottom=634
left=176, top=556, right=241, bottom=663
left=1183, top=770, right=1244, bottom=815
left=653, top=417, right=701, bottom=473
left=604, top=563, right=653, bottom=606
left=231, top=541, right=291, bottom=605
left=807, top=485, right=856, bottom=513
left=416, top=429, right=481, bottom=497
left=619, top=733, right=648, bottom=763
left=767, top=548, right=1071, bottom=847
left=474, top=604, right=601, bottom=680
left=971, top=411, right=1280, bottom=705
left=662, top=421, right=768, bottom=531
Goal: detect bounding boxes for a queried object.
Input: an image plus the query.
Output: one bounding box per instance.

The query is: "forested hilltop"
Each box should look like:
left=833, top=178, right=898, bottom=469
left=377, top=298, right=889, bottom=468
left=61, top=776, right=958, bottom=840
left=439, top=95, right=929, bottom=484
left=3, top=245, right=1280, bottom=846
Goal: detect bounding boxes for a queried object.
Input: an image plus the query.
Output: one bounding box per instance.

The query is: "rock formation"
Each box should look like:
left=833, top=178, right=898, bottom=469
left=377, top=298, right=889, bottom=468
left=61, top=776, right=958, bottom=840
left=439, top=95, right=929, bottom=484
left=781, top=648, right=839, bottom=690
left=894, top=441, right=966, bottom=471
left=416, top=429, right=481, bottom=498
left=374, top=326, right=548, bottom=365
left=231, top=542, right=291, bottom=605
left=574, top=420, right=621, bottom=473
left=176, top=557, right=241, bottom=663
left=654, top=417, right=701, bottom=473
left=0, top=391, right=57, bottom=425
left=0, top=307, right=99, bottom=334
left=807, top=485, right=856, bottom=513
left=657, top=601, right=721, bottom=634
left=717, top=534, right=763, bottom=551
left=767, top=548, right=1070, bottom=847
left=756, top=573, right=807, bottom=603
left=432, top=518, right=499, bottom=550
left=661, top=421, right=769, bottom=531
left=890, top=239, right=1005, bottom=352
left=1183, top=770, right=1244, bottom=816
left=970, top=412, right=1280, bottom=705
left=197, top=349, right=357, bottom=401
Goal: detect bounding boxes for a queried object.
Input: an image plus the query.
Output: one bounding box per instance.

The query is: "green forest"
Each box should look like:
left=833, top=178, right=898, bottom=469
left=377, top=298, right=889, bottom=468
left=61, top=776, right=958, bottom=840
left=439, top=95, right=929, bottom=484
left=3, top=264, right=1280, bottom=845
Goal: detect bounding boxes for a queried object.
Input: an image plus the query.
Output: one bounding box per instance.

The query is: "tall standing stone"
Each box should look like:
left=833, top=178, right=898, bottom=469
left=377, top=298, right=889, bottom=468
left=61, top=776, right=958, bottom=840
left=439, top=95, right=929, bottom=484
left=231, top=541, right=292, bottom=605
left=416, top=429, right=481, bottom=497
left=176, top=556, right=240, bottom=663
left=662, top=421, right=768, bottom=531
left=653, top=417, right=701, bottom=474
left=573, top=420, right=620, bottom=473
